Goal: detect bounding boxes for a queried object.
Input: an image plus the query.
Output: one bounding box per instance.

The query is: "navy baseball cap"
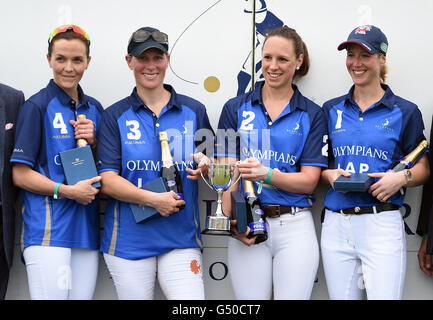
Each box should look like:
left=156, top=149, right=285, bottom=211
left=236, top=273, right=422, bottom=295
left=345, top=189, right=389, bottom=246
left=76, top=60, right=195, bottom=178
left=338, top=25, right=388, bottom=55
left=127, top=26, right=169, bottom=56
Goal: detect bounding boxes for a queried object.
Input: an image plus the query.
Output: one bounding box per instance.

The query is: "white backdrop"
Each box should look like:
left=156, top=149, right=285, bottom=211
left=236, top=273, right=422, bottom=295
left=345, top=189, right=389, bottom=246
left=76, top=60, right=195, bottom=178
left=1, top=0, right=433, bottom=300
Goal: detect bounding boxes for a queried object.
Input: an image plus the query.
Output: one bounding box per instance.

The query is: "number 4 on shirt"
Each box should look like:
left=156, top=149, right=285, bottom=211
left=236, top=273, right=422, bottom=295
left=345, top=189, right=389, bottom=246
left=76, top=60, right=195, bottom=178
left=53, top=112, right=68, bottom=134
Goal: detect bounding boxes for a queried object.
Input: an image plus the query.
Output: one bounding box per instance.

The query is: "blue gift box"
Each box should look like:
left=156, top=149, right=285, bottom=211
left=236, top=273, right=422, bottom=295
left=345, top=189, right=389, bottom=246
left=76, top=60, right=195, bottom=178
left=333, top=173, right=375, bottom=192
left=129, top=177, right=168, bottom=224
left=231, top=190, right=247, bottom=233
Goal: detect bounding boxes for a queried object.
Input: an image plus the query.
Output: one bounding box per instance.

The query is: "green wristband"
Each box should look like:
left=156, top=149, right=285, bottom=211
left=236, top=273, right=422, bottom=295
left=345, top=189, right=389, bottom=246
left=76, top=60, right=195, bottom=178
left=423, top=234, right=429, bottom=239
left=264, top=167, right=272, bottom=184
left=53, top=183, right=61, bottom=200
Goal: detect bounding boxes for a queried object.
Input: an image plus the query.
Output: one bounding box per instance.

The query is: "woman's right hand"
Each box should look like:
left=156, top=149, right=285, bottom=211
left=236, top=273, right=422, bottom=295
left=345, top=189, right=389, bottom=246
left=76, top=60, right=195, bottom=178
left=62, top=176, right=101, bottom=205
left=323, top=169, right=351, bottom=190
left=149, top=191, right=185, bottom=217
left=186, top=152, right=211, bottom=180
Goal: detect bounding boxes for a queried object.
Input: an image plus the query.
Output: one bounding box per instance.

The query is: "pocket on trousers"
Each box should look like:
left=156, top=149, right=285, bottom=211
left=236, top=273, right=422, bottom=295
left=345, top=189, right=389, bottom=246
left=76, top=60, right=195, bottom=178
left=369, top=210, right=404, bottom=242
left=321, top=210, right=337, bottom=228
left=370, top=210, right=402, bottom=229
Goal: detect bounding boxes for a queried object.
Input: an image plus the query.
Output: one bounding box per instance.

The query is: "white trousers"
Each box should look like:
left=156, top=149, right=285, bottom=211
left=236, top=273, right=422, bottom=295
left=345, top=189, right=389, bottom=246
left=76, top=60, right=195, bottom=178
left=228, top=210, right=319, bottom=300
left=23, top=245, right=99, bottom=300
left=103, top=248, right=205, bottom=300
left=320, top=209, right=406, bottom=300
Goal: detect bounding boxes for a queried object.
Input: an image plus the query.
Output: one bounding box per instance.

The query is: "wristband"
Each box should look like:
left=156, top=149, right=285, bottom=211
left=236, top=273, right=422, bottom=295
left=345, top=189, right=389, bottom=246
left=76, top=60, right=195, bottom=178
left=264, top=167, right=272, bottom=184
left=53, top=183, right=61, bottom=200
left=423, top=234, right=429, bottom=239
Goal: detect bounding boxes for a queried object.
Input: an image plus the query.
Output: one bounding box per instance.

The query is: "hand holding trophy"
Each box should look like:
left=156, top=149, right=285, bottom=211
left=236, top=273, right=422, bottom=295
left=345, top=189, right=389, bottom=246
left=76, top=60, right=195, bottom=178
left=200, top=160, right=241, bottom=235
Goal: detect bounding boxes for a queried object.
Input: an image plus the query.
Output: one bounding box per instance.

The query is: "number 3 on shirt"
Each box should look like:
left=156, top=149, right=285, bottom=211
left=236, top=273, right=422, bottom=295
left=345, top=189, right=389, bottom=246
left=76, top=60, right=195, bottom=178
left=53, top=112, right=68, bottom=134
left=126, top=120, right=141, bottom=140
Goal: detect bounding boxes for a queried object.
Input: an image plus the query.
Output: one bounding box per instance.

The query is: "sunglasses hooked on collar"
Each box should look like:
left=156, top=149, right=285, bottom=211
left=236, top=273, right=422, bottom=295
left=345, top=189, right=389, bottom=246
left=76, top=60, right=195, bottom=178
left=128, top=30, right=168, bottom=45
left=48, top=24, right=90, bottom=44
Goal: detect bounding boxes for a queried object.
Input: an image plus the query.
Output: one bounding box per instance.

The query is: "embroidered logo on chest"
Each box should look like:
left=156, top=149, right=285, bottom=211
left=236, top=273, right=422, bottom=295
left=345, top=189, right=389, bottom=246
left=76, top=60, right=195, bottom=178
left=375, top=117, right=394, bottom=133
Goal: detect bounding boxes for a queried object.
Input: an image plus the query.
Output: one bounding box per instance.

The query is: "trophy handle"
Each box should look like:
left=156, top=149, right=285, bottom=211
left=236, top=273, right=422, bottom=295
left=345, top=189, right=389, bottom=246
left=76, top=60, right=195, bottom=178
left=200, top=167, right=215, bottom=190
left=231, top=161, right=242, bottom=187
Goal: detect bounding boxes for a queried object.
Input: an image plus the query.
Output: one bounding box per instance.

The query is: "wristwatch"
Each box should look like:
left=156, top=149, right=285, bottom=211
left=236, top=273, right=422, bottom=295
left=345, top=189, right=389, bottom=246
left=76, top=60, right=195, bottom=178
left=403, top=169, right=412, bottom=184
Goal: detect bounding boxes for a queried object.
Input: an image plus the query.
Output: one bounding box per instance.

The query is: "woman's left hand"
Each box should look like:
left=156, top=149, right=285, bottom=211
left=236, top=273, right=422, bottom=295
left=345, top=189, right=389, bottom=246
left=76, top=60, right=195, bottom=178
left=70, top=118, right=96, bottom=147
left=237, top=158, right=268, bottom=181
left=230, top=220, right=256, bottom=246
left=367, top=171, right=406, bottom=202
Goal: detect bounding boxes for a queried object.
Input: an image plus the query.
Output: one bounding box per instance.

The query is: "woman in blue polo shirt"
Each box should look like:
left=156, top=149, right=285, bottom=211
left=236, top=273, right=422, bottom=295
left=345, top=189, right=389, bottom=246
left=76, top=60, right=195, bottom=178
left=217, top=26, right=328, bottom=299
left=321, top=25, right=429, bottom=300
left=97, top=26, right=213, bottom=300
left=11, top=25, right=103, bottom=299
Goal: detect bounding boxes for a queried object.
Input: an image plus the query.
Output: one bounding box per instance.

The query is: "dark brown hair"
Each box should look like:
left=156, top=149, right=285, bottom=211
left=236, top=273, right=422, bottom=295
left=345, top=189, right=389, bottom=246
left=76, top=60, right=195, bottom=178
left=263, top=26, right=310, bottom=79
left=48, top=31, right=90, bottom=58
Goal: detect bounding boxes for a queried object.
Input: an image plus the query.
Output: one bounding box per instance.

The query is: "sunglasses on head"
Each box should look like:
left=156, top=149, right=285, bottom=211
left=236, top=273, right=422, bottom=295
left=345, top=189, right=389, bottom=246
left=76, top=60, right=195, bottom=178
left=48, top=24, right=90, bottom=44
left=129, top=30, right=168, bottom=44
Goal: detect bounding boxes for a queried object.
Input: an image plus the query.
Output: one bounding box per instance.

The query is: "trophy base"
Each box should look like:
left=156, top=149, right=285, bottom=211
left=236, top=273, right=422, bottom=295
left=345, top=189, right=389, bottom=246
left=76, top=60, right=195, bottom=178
left=201, top=229, right=232, bottom=236
left=202, top=215, right=232, bottom=236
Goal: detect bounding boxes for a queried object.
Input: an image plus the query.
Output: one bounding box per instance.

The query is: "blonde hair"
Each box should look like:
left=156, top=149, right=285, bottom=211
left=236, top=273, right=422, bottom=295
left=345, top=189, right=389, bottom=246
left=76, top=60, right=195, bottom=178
left=379, top=54, right=388, bottom=83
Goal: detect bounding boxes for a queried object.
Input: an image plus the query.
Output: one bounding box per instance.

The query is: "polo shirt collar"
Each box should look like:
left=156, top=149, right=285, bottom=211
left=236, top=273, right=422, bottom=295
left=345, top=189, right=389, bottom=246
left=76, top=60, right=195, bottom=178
left=48, top=79, right=89, bottom=107
left=130, top=84, right=183, bottom=112
left=345, top=83, right=395, bottom=110
left=251, top=81, right=308, bottom=112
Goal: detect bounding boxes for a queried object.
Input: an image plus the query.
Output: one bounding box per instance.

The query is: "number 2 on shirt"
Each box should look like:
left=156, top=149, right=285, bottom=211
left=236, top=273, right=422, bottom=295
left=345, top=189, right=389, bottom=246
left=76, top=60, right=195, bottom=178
left=240, top=111, right=255, bottom=130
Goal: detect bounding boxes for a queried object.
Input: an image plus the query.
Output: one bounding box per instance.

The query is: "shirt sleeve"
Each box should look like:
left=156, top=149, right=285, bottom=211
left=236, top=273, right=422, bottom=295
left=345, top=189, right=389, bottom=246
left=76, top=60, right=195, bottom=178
left=96, top=108, right=121, bottom=173
left=299, top=107, right=328, bottom=168
left=10, top=100, right=42, bottom=168
left=402, top=106, right=427, bottom=155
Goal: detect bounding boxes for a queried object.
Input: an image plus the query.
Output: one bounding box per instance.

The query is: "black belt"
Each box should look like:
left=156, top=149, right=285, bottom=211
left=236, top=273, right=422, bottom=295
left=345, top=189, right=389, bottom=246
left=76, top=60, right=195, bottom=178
left=263, top=205, right=310, bottom=218
left=328, top=204, right=400, bottom=215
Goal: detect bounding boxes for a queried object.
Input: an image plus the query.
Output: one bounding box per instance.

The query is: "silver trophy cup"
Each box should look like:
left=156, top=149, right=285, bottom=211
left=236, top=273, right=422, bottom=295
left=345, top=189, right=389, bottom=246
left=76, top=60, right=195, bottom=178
left=201, top=163, right=241, bottom=235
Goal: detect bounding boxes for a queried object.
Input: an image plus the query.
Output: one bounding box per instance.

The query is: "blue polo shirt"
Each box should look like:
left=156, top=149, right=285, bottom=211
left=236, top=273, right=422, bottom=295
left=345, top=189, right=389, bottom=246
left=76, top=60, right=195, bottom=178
left=11, top=79, right=103, bottom=250
left=216, top=81, right=328, bottom=208
left=97, top=85, right=214, bottom=260
left=323, top=84, right=427, bottom=210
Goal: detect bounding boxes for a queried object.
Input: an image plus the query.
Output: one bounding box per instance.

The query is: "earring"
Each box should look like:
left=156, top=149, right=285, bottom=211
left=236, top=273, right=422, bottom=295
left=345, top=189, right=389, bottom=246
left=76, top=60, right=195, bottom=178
left=296, top=66, right=300, bottom=70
